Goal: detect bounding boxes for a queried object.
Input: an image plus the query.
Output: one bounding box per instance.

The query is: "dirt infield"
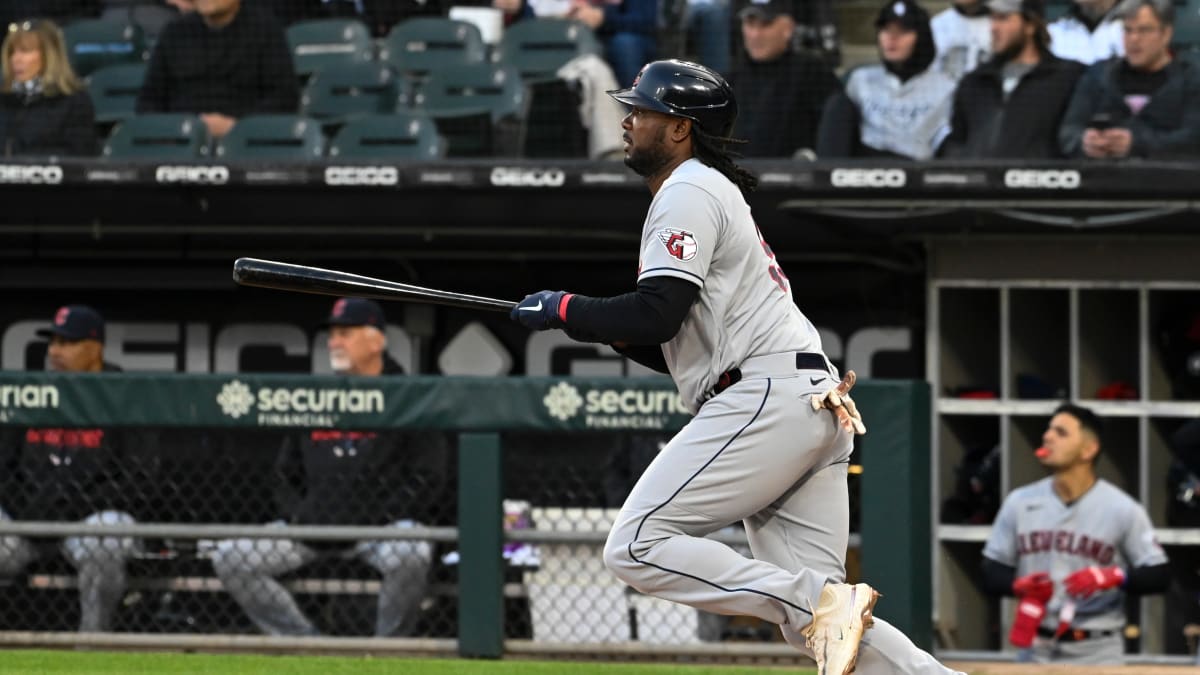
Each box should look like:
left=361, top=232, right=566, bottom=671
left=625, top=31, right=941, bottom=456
left=946, top=662, right=1197, bottom=675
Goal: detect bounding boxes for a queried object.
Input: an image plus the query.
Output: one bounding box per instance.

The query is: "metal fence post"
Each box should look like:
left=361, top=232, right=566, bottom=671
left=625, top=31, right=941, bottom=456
left=859, top=381, right=932, bottom=650
left=457, top=432, right=504, bottom=658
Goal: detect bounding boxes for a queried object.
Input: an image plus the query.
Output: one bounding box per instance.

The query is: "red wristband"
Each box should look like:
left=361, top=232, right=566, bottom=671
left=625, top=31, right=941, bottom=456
left=558, top=293, right=575, bottom=322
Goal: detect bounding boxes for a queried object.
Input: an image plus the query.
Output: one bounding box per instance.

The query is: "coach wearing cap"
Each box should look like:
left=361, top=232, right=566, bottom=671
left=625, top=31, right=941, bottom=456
left=0, top=304, right=143, bottom=633
left=39, top=304, right=120, bottom=373
left=728, top=0, right=841, bottom=157
left=212, top=297, right=448, bottom=637
left=939, top=0, right=1085, bottom=158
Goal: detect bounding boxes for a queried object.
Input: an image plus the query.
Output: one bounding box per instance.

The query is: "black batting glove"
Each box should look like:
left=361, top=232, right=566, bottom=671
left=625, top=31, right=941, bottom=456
left=511, top=290, right=573, bottom=331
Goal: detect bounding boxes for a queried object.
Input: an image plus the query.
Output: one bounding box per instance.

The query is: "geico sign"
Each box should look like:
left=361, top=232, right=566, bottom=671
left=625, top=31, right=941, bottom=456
left=155, top=165, right=230, bottom=185
left=830, top=168, right=906, bottom=188
left=489, top=167, right=565, bottom=187
left=324, top=166, right=398, bottom=186
left=1004, top=169, right=1081, bottom=189
left=0, top=164, right=63, bottom=184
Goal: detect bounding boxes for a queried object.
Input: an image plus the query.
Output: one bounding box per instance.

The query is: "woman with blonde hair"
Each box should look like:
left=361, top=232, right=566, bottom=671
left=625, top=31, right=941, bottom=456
left=0, top=20, right=97, bottom=156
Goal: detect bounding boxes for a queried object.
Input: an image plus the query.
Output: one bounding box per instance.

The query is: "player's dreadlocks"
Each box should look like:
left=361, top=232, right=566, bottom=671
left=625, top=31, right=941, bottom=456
left=691, top=125, right=758, bottom=197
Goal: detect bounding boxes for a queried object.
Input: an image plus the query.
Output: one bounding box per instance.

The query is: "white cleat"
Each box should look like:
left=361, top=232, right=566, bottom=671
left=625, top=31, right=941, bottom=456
left=802, top=582, right=880, bottom=675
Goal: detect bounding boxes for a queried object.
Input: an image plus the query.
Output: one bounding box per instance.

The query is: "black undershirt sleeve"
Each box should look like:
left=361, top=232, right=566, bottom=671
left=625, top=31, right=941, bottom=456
left=981, top=557, right=1016, bottom=596
left=613, top=344, right=669, bottom=374
left=1123, top=562, right=1171, bottom=594
left=564, top=276, right=699, bottom=346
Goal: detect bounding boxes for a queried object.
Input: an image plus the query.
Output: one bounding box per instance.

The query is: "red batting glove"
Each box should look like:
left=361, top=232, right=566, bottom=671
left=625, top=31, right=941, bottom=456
left=1064, top=566, right=1125, bottom=598
left=1012, top=571, right=1054, bottom=604
left=1009, top=597, right=1046, bottom=648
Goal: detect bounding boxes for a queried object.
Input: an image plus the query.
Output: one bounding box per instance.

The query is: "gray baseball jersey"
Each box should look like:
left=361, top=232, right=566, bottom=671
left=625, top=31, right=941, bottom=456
left=845, top=65, right=956, bottom=160
left=636, top=158, right=822, bottom=413
left=983, top=478, right=1167, bottom=630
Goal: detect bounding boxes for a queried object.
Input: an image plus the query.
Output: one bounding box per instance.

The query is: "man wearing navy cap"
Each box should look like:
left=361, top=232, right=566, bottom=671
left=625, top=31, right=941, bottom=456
left=37, top=305, right=120, bottom=373
left=0, top=304, right=141, bottom=633
left=213, top=298, right=448, bottom=637
left=728, top=0, right=841, bottom=157
left=323, top=297, right=403, bottom=376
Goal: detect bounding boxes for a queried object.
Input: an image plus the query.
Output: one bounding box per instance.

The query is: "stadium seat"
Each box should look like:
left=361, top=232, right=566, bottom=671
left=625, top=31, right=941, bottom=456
left=1044, top=0, right=1071, bottom=21
left=413, top=63, right=527, bottom=156
left=497, top=18, right=602, bottom=82
left=300, top=62, right=406, bottom=126
left=102, top=113, right=209, bottom=160
left=286, top=19, right=374, bottom=81
left=379, top=18, right=487, bottom=82
left=86, top=62, right=147, bottom=126
left=1174, top=0, right=1200, bottom=51
left=328, top=113, right=446, bottom=159
left=215, top=115, right=325, bottom=161
left=63, top=19, right=146, bottom=77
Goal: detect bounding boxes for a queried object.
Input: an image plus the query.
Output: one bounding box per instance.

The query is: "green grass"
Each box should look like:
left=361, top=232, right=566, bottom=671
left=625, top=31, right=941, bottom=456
left=0, top=651, right=814, bottom=675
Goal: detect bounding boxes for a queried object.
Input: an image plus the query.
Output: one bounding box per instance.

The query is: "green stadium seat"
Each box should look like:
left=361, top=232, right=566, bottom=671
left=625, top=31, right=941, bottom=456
left=86, top=62, right=147, bottom=126
left=328, top=113, right=446, bottom=159
left=286, top=19, right=374, bottom=80
left=300, top=62, right=405, bottom=126
left=379, top=18, right=487, bottom=82
left=215, top=115, right=325, bottom=161
left=62, top=19, right=146, bottom=77
left=414, top=63, right=527, bottom=156
left=1045, top=0, right=1071, bottom=21
left=102, top=114, right=209, bottom=160
left=497, top=18, right=602, bottom=82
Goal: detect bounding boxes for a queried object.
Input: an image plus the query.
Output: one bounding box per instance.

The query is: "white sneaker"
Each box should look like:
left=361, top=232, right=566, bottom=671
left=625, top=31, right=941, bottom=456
left=802, top=582, right=880, bottom=675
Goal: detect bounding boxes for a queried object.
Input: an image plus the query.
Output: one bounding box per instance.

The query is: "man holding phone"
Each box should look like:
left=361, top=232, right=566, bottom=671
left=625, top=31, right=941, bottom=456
left=1058, top=0, right=1200, bottom=159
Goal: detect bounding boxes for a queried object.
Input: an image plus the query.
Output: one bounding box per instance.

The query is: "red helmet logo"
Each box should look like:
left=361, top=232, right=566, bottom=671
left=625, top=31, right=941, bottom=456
left=54, top=306, right=70, bottom=326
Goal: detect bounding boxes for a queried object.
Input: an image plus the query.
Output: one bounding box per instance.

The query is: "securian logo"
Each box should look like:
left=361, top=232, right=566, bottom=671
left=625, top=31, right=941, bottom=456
left=543, top=382, right=584, bottom=421
left=216, top=380, right=255, bottom=419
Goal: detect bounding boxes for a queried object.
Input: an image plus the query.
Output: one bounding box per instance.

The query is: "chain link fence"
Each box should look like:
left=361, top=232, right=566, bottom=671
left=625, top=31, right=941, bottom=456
left=0, top=424, right=862, bottom=649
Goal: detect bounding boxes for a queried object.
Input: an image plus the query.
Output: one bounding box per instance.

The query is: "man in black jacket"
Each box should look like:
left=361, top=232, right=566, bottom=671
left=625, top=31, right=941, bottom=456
left=135, top=0, right=299, bottom=139
left=212, top=298, right=449, bottom=637
left=0, top=305, right=142, bottom=633
left=728, top=0, right=841, bottom=157
left=939, top=0, right=1085, bottom=158
left=1059, top=0, right=1200, bottom=159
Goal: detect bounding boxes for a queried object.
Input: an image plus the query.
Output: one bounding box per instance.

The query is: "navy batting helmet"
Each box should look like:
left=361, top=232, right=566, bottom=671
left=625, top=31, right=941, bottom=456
left=607, top=59, right=738, bottom=138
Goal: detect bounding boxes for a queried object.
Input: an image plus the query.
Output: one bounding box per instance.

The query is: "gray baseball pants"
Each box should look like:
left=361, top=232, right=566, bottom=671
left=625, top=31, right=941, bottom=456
left=0, top=508, right=140, bottom=632
left=1030, top=633, right=1124, bottom=664
left=211, top=520, right=433, bottom=637
left=603, top=353, right=961, bottom=674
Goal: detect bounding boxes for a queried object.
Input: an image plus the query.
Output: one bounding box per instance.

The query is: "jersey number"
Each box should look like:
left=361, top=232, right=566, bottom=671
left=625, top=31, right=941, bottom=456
left=756, top=225, right=789, bottom=294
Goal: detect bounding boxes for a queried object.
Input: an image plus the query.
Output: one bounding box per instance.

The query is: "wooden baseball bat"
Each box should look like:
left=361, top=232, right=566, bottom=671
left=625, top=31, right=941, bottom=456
left=232, top=258, right=516, bottom=312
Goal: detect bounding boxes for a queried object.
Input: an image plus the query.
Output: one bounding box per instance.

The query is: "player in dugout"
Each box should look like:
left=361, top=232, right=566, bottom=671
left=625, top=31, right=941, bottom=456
left=982, top=403, right=1170, bottom=663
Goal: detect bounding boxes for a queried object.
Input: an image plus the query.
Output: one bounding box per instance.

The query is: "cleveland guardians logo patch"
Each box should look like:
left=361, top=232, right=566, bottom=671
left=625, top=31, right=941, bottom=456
left=658, top=228, right=698, bottom=261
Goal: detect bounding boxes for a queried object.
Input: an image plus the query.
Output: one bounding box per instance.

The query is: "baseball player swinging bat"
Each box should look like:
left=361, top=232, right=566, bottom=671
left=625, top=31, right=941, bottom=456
left=231, top=258, right=516, bottom=312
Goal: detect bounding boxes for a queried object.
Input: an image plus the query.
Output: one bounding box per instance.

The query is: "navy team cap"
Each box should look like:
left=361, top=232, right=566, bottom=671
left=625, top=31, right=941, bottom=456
left=36, top=304, right=105, bottom=341
left=322, top=297, right=386, bottom=328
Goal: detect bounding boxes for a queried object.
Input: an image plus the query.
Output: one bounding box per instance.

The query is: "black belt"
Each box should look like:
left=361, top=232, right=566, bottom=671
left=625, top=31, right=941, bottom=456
left=708, top=352, right=830, bottom=399
left=1036, top=626, right=1118, bottom=642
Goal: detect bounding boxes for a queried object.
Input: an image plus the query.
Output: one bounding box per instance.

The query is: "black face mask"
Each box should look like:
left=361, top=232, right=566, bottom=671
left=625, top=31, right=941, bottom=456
left=11, top=77, right=43, bottom=103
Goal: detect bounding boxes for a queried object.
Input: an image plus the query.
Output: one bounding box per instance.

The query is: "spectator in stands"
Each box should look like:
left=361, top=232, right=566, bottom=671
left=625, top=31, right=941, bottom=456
left=939, top=0, right=1085, bottom=159
left=727, top=0, right=840, bottom=157
left=1049, top=0, right=1123, bottom=65
left=212, top=298, right=449, bottom=637
left=0, top=305, right=144, bottom=633
left=931, top=0, right=991, bottom=81
left=1059, top=0, right=1200, bottom=159
left=564, top=0, right=656, bottom=87
left=0, top=20, right=97, bottom=156
left=816, top=0, right=955, bottom=160
left=136, top=0, right=299, bottom=140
